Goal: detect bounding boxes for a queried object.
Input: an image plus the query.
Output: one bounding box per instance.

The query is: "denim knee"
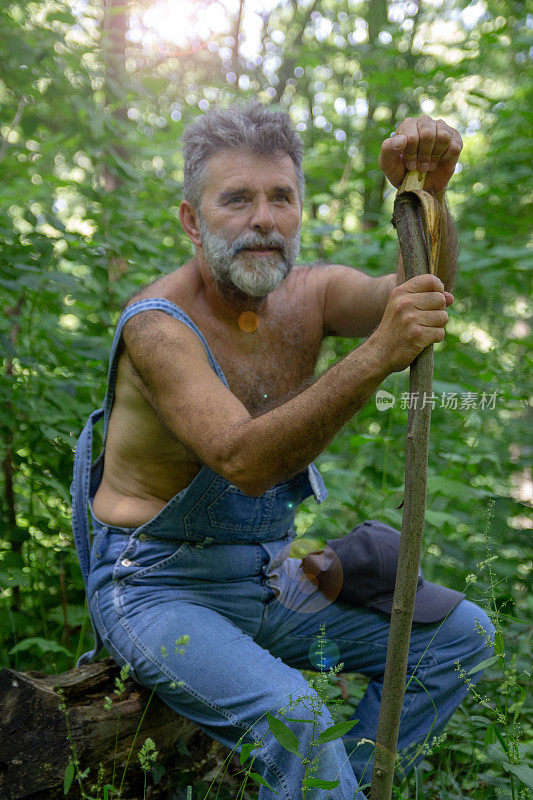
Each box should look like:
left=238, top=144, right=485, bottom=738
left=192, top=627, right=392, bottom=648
left=448, top=599, right=496, bottom=675
left=254, top=684, right=361, bottom=800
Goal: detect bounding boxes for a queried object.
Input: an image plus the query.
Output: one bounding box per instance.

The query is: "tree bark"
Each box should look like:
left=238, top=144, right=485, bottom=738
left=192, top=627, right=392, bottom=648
left=0, top=659, right=238, bottom=800
left=232, top=0, right=245, bottom=75
left=369, top=191, right=435, bottom=800
left=361, top=0, right=389, bottom=230
left=273, top=0, right=320, bottom=103
left=101, top=0, right=129, bottom=285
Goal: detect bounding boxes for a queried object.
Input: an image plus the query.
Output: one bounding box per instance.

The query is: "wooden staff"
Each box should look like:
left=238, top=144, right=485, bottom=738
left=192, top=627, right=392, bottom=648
left=369, top=172, right=442, bottom=800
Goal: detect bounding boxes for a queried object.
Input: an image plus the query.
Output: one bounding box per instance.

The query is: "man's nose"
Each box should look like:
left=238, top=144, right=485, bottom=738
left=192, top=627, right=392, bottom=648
left=249, top=199, right=275, bottom=233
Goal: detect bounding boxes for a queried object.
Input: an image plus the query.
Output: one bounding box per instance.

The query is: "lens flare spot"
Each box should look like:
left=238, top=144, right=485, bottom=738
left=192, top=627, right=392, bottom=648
left=308, top=638, right=341, bottom=670
left=238, top=311, right=259, bottom=332
left=297, top=572, right=319, bottom=594
left=266, top=539, right=343, bottom=614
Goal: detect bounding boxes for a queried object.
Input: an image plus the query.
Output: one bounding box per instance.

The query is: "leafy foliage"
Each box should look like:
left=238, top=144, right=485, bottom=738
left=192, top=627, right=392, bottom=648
left=0, top=0, right=531, bottom=797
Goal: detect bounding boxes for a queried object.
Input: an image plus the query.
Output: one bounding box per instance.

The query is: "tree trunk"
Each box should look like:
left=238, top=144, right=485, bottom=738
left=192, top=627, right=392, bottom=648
left=361, top=0, right=389, bottom=230
left=101, top=0, right=130, bottom=285
left=369, top=190, right=435, bottom=800
left=0, top=659, right=237, bottom=800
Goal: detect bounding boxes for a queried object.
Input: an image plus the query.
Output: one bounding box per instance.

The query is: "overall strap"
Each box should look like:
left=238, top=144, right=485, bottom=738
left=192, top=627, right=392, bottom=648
left=102, top=298, right=230, bottom=442
left=71, top=299, right=230, bottom=603
left=71, top=407, right=104, bottom=592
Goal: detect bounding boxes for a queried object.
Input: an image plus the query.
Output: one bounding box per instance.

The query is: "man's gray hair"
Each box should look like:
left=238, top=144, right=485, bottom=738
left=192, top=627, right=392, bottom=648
left=182, top=103, right=305, bottom=208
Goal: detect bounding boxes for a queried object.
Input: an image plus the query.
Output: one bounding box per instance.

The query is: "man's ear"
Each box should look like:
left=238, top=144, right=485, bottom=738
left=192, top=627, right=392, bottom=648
left=179, top=200, right=202, bottom=248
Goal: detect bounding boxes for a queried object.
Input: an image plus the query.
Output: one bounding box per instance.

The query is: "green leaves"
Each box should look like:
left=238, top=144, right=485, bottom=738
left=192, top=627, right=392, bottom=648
left=467, top=655, right=499, bottom=676
left=63, top=760, right=75, bottom=794
left=0, top=11, right=531, bottom=800
left=503, top=762, right=533, bottom=790
left=316, top=719, right=359, bottom=744
left=239, top=741, right=256, bottom=765
left=266, top=712, right=301, bottom=757
left=247, top=772, right=279, bottom=793
left=302, top=776, right=340, bottom=790
left=9, top=637, right=73, bottom=657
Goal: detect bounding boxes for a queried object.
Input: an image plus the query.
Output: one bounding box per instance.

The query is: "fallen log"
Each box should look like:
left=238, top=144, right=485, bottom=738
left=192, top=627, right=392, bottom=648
left=0, top=657, right=236, bottom=800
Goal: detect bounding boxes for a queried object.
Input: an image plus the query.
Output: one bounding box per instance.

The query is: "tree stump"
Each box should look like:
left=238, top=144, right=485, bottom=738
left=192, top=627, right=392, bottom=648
left=0, top=658, right=238, bottom=800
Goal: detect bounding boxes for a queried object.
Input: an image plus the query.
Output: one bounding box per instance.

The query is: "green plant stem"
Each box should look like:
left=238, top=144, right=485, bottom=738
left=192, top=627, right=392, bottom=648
left=118, top=683, right=158, bottom=796
left=111, top=706, right=120, bottom=790
left=381, top=373, right=400, bottom=496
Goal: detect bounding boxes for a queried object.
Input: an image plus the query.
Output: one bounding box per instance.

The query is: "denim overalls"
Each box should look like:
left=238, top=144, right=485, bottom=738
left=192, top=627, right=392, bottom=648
left=70, top=298, right=492, bottom=800
left=72, top=298, right=328, bottom=667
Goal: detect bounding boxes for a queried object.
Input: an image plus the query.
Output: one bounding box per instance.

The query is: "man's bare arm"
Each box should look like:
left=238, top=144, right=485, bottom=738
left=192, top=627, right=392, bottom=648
left=318, top=116, right=461, bottom=340
left=122, top=274, right=450, bottom=496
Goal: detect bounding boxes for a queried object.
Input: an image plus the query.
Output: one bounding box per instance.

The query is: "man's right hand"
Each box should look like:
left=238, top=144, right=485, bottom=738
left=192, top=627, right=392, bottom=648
left=367, top=274, right=453, bottom=373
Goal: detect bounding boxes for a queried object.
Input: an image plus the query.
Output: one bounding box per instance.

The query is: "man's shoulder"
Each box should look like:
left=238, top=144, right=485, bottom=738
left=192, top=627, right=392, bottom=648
left=117, top=264, right=204, bottom=359
left=290, top=261, right=343, bottom=284
left=285, top=261, right=334, bottom=290
left=286, top=261, right=339, bottom=304
left=123, top=262, right=196, bottom=311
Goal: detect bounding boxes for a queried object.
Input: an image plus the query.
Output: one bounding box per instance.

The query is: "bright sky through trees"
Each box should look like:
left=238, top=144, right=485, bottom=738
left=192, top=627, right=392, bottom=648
left=128, top=0, right=489, bottom=61
left=129, top=0, right=281, bottom=60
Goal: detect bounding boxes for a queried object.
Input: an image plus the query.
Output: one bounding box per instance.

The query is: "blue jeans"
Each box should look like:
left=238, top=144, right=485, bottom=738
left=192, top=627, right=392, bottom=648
left=87, top=524, right=495, bottom=800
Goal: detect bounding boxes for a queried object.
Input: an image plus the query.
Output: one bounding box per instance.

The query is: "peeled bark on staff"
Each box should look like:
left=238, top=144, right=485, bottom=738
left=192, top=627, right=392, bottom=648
left=369, top=183, right=440, bottom=800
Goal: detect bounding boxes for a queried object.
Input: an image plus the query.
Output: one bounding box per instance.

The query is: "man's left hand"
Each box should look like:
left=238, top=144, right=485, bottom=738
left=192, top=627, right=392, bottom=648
left=378, top=115, right=463, bottom=195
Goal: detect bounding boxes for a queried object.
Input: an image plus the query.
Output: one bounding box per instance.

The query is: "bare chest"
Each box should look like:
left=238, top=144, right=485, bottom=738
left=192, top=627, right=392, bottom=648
left=199, top=314, right=322, bottom=416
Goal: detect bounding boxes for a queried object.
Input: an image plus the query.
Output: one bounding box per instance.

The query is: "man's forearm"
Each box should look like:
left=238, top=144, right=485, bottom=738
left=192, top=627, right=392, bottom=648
left=226, top=340, right=390, bottom=495
left=396, top=191, right=458, bottom=290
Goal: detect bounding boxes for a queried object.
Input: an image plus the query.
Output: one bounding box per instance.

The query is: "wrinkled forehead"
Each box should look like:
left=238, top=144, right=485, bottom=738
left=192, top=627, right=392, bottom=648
left=202, top=148, right=300, bottom=197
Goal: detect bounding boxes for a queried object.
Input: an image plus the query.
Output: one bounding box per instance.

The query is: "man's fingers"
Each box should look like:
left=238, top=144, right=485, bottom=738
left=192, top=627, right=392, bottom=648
left=419, top=309, right=449, bottom=327
left=402, top=274, right=445, bottom=293
left=414, top=117, right=437, bottom=172
left=428, top=120, right=454, bottom=170
left=379, top=116, right=463, bottom=191
left=395, top=116, right=462, bottom=173
left=393, top=134, right=407, bottom=151
left=378, top=135, right=406, bottom=165
left=396, top=116, right=431, bottom=171
left=435, top=130, right=463, bottom=172
left=412, top=292, right=448, bottom=310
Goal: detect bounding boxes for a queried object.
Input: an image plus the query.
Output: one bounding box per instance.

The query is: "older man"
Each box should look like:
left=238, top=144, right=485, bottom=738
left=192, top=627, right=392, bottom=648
left=73, top=104, right=493, bottom=799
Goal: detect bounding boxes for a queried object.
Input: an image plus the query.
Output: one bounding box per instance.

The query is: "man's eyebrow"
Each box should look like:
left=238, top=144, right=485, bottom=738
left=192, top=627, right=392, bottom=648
left=218, top=187, right=250, bottom=202
left=272, top=185, right=296, bottom=197
left=217, top=185, right=297, bottom=202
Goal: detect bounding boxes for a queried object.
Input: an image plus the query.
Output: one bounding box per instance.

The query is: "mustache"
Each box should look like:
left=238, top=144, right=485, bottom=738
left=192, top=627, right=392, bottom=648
left=230, top=232, right=289, bottom=258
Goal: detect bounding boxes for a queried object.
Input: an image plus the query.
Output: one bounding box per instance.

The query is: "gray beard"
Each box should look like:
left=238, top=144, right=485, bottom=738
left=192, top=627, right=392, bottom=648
left=198, top=215, right=300, bottom=299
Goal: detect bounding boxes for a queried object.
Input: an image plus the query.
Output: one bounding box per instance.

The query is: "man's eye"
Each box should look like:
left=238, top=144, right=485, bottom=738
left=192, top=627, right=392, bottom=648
left=274, top=194, right=289, bottom=202
left=228, top=196, right=246, bottom=204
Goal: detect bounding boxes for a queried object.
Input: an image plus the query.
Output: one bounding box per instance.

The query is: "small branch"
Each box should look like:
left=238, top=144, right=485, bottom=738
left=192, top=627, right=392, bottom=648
left=2, top=296, right=25, bottom=618
left=232, top=0, right=245, bottom=73
left=59, top=551, right=72, bottom=649
left=0, top=94, right=28, bottom=164
left=273, top=0, right=319, bottom=103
